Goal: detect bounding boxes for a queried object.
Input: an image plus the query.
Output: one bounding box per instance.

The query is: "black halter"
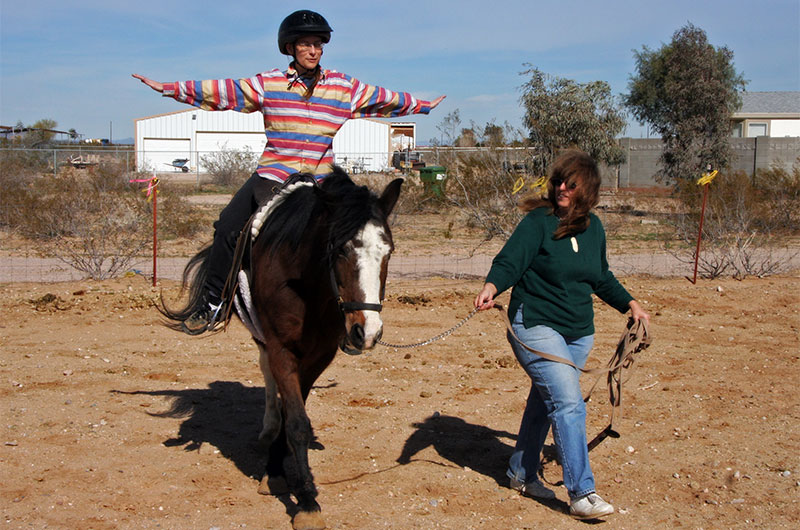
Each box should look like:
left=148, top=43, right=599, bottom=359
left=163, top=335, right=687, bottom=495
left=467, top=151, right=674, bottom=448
left=329, top=266, right=383, bottom=313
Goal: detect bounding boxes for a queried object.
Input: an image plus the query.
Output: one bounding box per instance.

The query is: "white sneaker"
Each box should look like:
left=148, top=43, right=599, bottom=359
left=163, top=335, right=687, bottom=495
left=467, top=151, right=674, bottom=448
left=509, top=476, right=556, bottom=500
left=569, top=493, right=614, bottom=519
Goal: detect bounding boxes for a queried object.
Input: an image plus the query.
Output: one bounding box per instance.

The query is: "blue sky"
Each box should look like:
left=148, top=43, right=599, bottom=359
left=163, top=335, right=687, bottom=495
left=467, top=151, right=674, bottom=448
left=1, top=0, right=798, bottom=144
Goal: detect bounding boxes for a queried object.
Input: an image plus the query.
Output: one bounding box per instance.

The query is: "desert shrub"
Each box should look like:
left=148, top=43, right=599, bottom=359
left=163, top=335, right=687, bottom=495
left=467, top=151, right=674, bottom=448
left=350, top=171, right=419, bottom=216
left=4, top=160, right=204, bottom=279
left=200, top=145, right=258, bottom=188
left=22, top=163, right=152, bottom=279
left=0, top=149, right=50, bottom=229
left=667, top=167, right=799, bottom=279
left=754, top=162, right=800, bottom=232
left=145, top=181, right=206, bottom=240
left=446, top=149, right=540, bottom=239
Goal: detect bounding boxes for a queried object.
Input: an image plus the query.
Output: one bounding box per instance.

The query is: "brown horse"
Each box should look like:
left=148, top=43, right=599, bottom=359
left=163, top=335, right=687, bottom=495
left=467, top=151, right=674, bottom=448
left=164, top=168, right=402, bottom=530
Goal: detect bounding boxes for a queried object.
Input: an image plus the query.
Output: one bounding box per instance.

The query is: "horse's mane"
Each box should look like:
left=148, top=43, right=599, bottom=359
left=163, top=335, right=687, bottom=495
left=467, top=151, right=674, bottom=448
left=258, top=167, right=381, bottom=262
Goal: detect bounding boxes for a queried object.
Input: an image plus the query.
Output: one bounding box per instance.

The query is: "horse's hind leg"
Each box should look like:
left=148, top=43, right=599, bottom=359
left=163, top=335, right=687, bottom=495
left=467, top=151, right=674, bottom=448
left=257, top=342, right=282, bottom=448
left=256, top=342, right=289, bottom=496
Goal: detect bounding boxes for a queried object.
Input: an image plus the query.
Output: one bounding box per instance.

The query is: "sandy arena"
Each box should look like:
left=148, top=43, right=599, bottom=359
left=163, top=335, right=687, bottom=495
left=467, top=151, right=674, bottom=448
left=2, top=267, right=799, bottom=529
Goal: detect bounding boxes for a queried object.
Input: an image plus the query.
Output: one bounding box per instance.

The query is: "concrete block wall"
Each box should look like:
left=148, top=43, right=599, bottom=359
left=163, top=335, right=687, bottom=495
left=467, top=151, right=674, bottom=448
left=611, top=136, right=799, bottom=188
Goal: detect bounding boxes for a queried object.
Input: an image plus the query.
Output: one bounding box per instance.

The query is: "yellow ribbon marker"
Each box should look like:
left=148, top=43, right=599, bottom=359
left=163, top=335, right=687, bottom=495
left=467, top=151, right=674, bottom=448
left=512, top=176, right=548, bottom=195
left=696, top=169, right=718, bottom=186
left=145, top=177, right=159, bottom=203
left=512, top=176, right=526, bottom=195
left=531, top=176, right=548, bottom=193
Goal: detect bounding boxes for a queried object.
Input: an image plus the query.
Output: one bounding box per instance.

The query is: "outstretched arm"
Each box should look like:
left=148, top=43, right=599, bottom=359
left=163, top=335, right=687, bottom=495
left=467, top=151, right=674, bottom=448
left=132, top=74, right=164, bottom=93
left=429, top=95, right=446, bottom=111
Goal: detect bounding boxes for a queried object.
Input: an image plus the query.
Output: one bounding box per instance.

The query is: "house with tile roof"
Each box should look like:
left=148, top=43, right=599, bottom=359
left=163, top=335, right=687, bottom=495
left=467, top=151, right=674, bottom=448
left=731, top=91, right=800, bottom=137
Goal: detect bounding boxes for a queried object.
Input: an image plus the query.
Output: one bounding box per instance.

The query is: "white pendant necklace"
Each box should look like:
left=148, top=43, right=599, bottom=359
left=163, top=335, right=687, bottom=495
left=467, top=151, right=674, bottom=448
left=570, top=236, right=579, bottom=253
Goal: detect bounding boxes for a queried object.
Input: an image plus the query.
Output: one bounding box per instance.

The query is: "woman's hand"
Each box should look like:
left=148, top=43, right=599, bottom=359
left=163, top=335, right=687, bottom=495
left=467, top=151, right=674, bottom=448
left=474, top=282, right=498, bottom=311
left=429, top=95, right=446, bottom=110
left=628, top=300, right=650, bottom=323
left=132, top=74, right=164, bottom=93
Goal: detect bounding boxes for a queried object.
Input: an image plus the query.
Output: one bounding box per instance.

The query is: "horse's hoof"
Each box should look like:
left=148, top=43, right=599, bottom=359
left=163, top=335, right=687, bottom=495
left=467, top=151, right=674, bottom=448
left=292, top=510, right=325, bottom=530
left=257, top=474, right=289, bottom=496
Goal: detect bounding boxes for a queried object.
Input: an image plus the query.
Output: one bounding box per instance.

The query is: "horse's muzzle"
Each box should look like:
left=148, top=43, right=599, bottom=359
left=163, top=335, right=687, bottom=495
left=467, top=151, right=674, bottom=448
left=340, top=322, right=382, bottom=355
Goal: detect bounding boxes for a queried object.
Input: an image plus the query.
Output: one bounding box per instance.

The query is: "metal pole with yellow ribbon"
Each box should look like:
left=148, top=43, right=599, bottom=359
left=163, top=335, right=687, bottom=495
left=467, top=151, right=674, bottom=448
left=689, top=166, right=718, bottom=284
left=129, top=172, right=160, bottom=287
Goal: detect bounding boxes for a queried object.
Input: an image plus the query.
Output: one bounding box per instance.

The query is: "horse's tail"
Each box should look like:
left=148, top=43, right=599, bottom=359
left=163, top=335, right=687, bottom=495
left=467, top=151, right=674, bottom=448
left=158, top=244, right=213, bottom=332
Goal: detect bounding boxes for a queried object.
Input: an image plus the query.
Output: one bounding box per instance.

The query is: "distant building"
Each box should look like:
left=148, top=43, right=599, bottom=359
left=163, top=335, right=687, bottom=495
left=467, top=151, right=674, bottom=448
left=731, top=91, right=800, bottom=137
left=134, top=108, right=417, bottom=173
left=0, top=125, right=78, bottom=143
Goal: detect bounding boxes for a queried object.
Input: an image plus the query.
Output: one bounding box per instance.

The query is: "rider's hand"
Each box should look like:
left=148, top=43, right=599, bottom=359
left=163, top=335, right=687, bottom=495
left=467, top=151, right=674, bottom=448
left=132, top=74, right=164, bottom=93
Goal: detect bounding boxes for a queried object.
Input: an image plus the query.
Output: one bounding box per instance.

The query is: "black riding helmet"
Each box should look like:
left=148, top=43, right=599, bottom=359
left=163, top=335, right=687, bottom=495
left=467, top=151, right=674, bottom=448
left=278, top=10, right=333, bottom=55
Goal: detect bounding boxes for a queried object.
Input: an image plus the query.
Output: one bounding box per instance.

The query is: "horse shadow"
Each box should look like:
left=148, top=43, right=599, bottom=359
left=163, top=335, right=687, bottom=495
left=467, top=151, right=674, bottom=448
left=112, top=381, right=271, bottom=480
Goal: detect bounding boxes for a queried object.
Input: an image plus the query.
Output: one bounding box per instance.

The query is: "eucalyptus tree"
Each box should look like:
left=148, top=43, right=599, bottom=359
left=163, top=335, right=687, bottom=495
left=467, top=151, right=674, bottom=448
left=520, top=65, right=627, bottom=174
left=624, top=23, right=746, bottom=183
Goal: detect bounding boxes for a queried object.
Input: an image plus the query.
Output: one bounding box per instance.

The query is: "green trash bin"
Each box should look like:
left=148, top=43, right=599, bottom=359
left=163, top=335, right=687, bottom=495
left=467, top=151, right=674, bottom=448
left=419, top=166, right=447, bottom=197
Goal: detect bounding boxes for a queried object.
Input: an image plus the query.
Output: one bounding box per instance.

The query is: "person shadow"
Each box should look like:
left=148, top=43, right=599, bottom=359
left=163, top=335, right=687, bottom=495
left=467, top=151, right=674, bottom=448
left=396, top=413, right=568, bottom=515
left=112, top=385, right=570, bottom=518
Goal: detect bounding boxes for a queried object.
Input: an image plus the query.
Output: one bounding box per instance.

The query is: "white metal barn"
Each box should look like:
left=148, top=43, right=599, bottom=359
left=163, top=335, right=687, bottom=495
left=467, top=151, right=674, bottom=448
left=134, top=108, right=416, bottom=174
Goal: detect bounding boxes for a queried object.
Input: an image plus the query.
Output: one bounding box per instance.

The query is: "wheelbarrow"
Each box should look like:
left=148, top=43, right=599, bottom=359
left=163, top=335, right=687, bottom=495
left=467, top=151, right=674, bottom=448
left=166, top=158, right=190, bottom=172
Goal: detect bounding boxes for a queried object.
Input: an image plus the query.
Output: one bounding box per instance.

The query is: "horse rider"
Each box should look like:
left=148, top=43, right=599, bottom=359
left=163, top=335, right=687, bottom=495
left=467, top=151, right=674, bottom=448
left=133, top=9, right=445, bottom=334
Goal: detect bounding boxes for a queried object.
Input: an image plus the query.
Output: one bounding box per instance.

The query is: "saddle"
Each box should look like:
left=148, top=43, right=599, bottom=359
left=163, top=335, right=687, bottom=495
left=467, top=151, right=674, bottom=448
left=216, top=175, right=318, bottom=341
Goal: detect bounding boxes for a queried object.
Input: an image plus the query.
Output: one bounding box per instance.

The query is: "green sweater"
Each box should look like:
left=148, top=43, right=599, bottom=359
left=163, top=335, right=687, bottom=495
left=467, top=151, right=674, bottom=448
left=486, top=207, right=633, bottom=337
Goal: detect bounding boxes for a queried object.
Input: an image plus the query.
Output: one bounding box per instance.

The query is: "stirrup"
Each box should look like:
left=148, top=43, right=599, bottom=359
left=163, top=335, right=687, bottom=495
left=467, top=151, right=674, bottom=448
left=181, top=303, right=224, bottom=336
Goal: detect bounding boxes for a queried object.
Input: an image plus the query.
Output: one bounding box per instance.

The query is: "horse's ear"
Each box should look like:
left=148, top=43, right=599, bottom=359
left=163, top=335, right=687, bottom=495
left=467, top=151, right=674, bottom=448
left=378, top=178, right=403, bottom=217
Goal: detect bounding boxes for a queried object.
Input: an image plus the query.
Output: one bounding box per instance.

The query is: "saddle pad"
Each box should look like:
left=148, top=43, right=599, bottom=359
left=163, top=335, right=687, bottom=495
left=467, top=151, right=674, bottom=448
left=251, top=180, right=315, bottom=239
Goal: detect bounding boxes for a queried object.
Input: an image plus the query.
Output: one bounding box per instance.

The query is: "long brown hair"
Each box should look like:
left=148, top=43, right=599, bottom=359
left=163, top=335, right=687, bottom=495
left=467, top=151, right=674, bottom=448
left=519, top=150, right=601, bottom=239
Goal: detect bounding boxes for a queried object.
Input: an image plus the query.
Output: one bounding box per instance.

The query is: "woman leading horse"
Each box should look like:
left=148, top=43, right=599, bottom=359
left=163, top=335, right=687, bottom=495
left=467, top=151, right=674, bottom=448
left=475, top=150, right=650, bottom=520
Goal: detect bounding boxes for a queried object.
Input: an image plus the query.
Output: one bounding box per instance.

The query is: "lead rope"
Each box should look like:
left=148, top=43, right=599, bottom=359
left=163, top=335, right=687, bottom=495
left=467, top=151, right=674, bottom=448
left=376, top=307, right=480, bottom=349
left=496, top=303, right=651, bottom=450
left=379, top=303, right=652, bottom=453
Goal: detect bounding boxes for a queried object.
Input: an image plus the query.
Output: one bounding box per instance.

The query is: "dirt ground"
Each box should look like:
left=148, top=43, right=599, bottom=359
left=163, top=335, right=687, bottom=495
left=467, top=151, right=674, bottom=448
left=2, top=268, right=799, bottom=529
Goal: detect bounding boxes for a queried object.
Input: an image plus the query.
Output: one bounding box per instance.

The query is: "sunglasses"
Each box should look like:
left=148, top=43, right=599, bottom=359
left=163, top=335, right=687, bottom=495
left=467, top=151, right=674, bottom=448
left=551, top=178, right=578, bottom=190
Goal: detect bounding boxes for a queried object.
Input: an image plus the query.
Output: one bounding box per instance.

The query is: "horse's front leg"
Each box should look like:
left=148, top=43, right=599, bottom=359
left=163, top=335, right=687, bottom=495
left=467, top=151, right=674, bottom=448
left=270, top=348, right=324, bottom=530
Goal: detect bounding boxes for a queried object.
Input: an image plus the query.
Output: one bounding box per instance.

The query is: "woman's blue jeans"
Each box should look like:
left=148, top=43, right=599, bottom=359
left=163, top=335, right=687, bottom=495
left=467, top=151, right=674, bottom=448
left=506, top=305, right=595, bottom=500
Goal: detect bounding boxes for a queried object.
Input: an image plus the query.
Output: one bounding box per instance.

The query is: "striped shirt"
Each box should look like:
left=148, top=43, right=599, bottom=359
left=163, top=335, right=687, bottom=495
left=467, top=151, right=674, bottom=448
left=162, top=65, right=432, bottom=182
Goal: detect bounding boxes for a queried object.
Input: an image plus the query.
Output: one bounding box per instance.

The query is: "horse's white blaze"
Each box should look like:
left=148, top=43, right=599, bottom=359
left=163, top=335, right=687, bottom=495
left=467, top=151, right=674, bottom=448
left=354, top=221, right=390, bottom=343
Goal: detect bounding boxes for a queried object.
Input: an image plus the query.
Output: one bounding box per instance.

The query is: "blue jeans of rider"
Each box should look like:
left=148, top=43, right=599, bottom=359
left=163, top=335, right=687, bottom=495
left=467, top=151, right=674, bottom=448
left=506, top=305, right=596, bottom=500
